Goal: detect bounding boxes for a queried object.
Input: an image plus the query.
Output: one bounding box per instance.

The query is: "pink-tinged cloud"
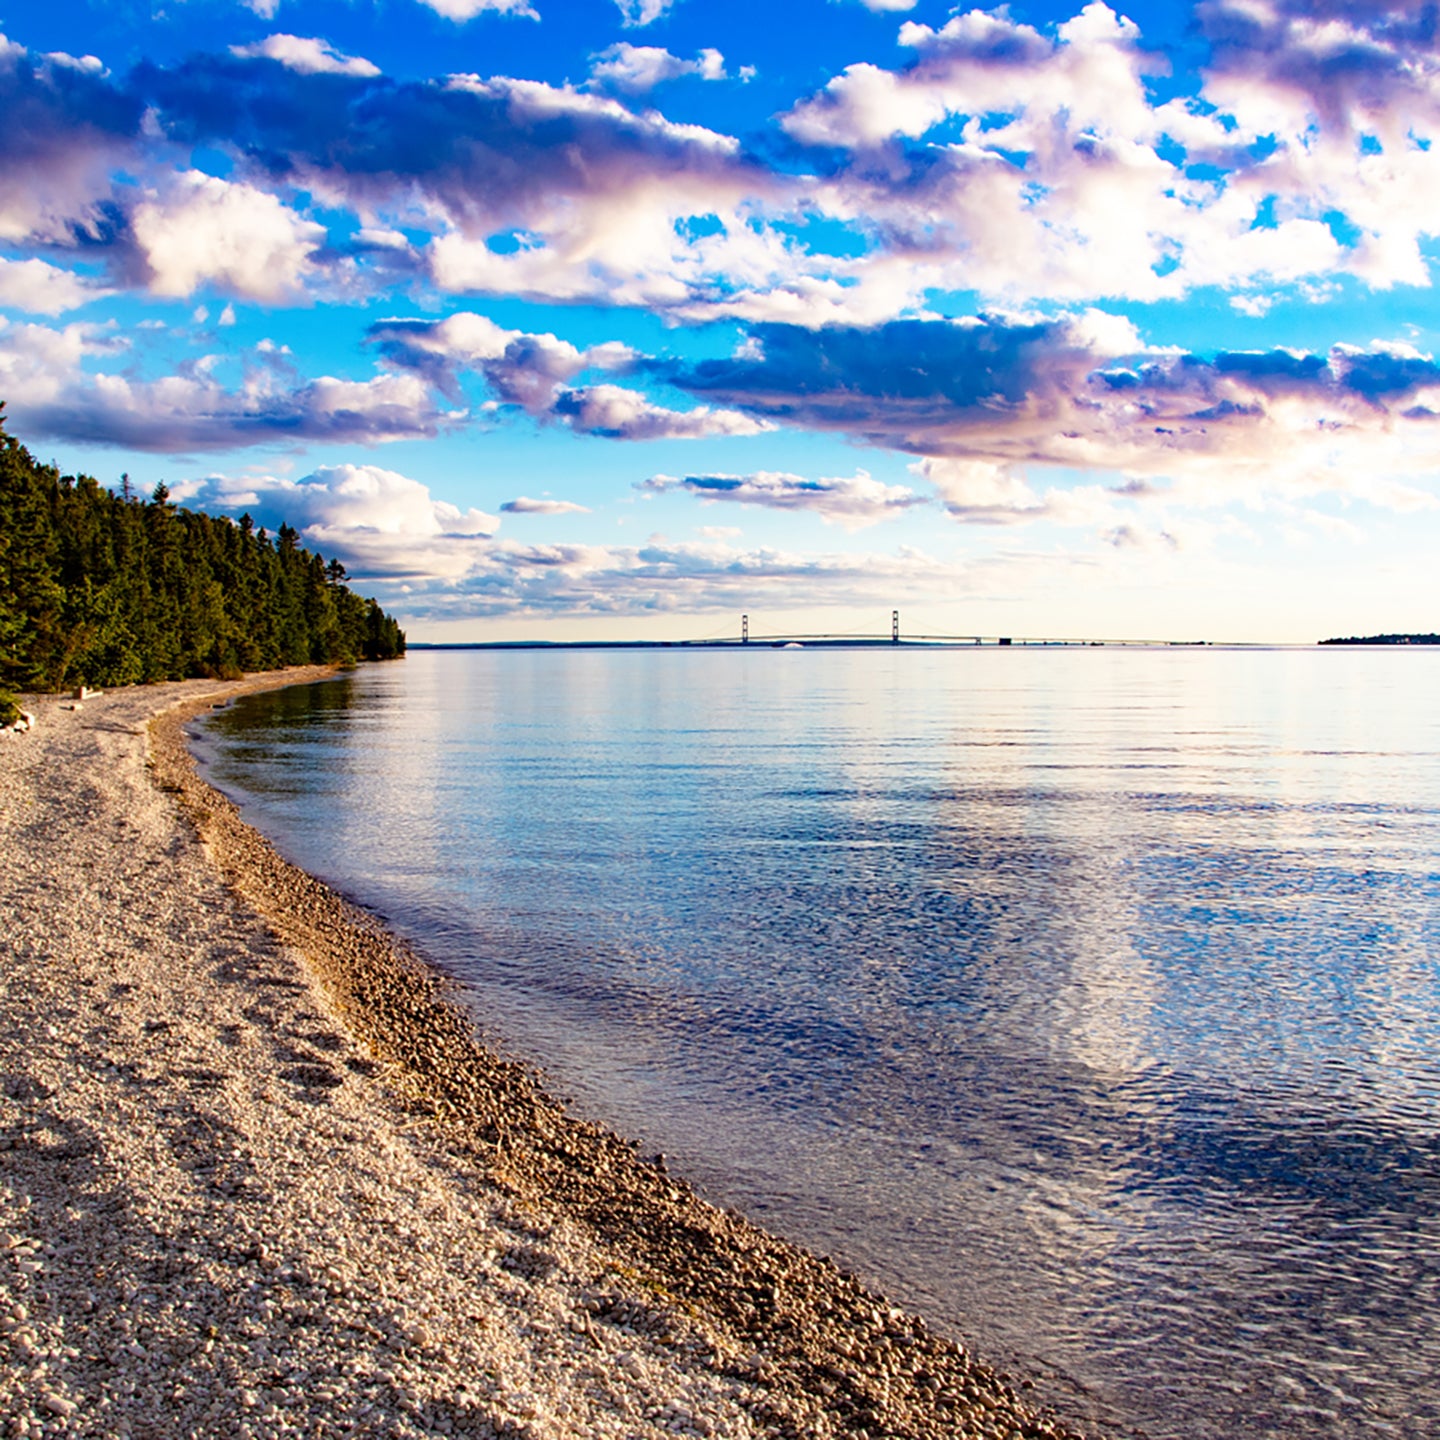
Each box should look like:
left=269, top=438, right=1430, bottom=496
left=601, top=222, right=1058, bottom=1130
left=771, top=2, right=1440, bottom=303
left=417, top=0, right=539, bottom=20
left=639, top=469, right=927, bottom=529
left=551, top=384, right=771, bottom=439
left=0, top=318, right=452, bottom=452
left=369, top=311, right=633, bottom=409
left=500, top=496, right=592, bottom=514
left=666, top=314, right=1440, bottom=512
left=0, top=34, right=143, bottom=246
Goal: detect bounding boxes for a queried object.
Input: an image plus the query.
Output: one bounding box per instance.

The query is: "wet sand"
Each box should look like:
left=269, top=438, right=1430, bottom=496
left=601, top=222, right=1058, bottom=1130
left=0, top=669, right=1099, bottom=1439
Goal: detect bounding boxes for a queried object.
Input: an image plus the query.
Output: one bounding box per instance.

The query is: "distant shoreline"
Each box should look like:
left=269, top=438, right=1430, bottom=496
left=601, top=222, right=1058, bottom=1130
left=406, top=637, right=1260, bottom=651
left=1318, top=633, right=1440, bottom=645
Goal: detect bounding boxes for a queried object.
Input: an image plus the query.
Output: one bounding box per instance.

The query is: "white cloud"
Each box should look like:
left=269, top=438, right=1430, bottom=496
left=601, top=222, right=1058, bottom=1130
left=589, top=44, right=726, bottom=93
left=190, top=464, right=499, bottom=582
left=615, top=0, right=676, bottom=28
left=230, top=34, right=381, bottom=78
left=759, top=1, right=1440, bottom=306
left=0, top=317, right=451, bottom=451
left=669, top=313, right=1440, bottom=524
left=1231, top=294, right=1276, bottom=318
left=914, top=458, right=1122, bottom=528
left=173, top=467, right=1020, bottom=613
left=416, top=0, right=539, bottom=20
left=389, top=534, right=993, bottom=618
left=369, top=311, right=634, bottom=412
left=129, top=172, right=325, bottom=302
left=640, top=468, right=927, bottom=529
left=553, top=384, right=771, bottom=439
left=0, top=258, right=95, bottom=315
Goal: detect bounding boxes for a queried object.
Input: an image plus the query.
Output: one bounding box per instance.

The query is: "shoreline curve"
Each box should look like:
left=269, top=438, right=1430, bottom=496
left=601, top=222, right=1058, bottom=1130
left=1, top=667, right=1102, bottom=1440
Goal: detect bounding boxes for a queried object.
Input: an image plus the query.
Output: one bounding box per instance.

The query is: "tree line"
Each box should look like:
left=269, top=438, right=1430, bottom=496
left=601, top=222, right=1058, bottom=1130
left=0, top=408, right=405, bottom=693
left=1319, top=633, right=1439, bottom=646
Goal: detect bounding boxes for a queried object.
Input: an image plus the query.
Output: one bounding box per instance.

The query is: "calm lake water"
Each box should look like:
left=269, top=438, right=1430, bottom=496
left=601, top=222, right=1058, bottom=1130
left=194, top=647, right=1440, bottom=1439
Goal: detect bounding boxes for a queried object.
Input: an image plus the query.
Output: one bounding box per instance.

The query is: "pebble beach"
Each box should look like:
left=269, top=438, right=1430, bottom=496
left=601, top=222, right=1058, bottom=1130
left=0, top=669, right=1099, bottom=1440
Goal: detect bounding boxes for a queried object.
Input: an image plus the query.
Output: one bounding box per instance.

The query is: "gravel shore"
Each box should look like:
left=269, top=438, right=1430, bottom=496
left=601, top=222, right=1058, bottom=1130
left=1, top=670, right=1099, bottom=1440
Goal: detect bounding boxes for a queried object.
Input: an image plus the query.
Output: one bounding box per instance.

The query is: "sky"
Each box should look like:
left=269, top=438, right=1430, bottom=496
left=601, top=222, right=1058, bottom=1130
left=2, top=0, right=1439, bottom=643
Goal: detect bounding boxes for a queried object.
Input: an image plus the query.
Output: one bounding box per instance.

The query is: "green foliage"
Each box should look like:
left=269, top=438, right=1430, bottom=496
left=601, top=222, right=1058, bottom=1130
left=0, top=690, right=17, bottom=727
left=0, top=408, right=405, bottom=692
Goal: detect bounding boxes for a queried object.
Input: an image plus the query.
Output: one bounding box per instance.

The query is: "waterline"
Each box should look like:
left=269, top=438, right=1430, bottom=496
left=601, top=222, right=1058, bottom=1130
left=196, top=647, right=1440, bottom=1439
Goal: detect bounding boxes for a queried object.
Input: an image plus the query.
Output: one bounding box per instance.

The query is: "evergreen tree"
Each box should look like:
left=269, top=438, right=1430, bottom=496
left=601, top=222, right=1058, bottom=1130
left=0, top=409, right=405, bottom=691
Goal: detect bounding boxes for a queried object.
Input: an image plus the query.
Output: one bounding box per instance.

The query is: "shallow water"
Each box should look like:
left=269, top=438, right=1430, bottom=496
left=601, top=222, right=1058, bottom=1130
left=195, top=647, right=1440, bottom=1439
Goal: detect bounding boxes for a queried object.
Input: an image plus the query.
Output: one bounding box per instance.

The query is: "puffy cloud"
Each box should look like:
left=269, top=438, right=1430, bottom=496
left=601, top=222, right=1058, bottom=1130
left=615, top=0, right=677, bottom=27
left=127, top=171, right=325, bottom=302
left=665, top=313, right=1440, bottom=516
left=589, top=44, right=726, bottom=93
left=0, top=257, right=96, bottom=314
left=784, top=5, right=1148, bottom=151
left=914, top=458, right=1126, bottom=528
left=639, top=469, right=927, bottom=529
left=500, top=496, right=592, bottom=514
left=368, top=310, right=626, bottom=408
left=370, top=312, right=757, bottom=438
left=766, top=1, right=1440, bottom=304
left=857, top=0, right=917, bottom=10
left=229, top=35, right=380, bottom=78
left=0, top=318, right=450, bottom=451
left=135, top=55, right=773, bottom=311
left=551, top=384, right=771, bottom=439
left=0, top=33, right=143, bottom=245
left=669, top=313, right=1141, bottom=455
left=777, top=5, right=1218, bottom=304
left=177, top=468, right=1016, bottom=614
left=186, top=464, right=499, bottom=581
left=8, top=6, right=1440, bottom=370
left=140, top=58, right=750, bottom=232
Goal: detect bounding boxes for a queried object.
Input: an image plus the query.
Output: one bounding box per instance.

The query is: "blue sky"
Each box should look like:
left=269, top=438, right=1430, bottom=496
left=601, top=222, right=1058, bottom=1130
left=2, top=0, right=1439, bottom=642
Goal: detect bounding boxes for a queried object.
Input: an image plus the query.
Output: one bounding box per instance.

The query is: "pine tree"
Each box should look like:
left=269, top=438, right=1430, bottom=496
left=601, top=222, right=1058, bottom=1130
left=0, top=409, right=406, bottom=690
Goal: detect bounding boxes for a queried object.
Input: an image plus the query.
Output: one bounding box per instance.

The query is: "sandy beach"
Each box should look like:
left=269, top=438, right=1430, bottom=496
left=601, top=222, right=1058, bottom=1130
left=0, top=669, right=1096, bottom=1440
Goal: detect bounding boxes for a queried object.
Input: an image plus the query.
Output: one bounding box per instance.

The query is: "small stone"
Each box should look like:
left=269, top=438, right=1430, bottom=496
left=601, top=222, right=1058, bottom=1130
left=40, top=1397, right=74, bottom=1418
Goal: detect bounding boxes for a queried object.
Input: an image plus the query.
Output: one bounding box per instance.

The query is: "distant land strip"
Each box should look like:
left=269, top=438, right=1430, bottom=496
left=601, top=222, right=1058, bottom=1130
left=408, top=635, right=1243, bottom=652
left=1319, top=633, right=1440, bottom=645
